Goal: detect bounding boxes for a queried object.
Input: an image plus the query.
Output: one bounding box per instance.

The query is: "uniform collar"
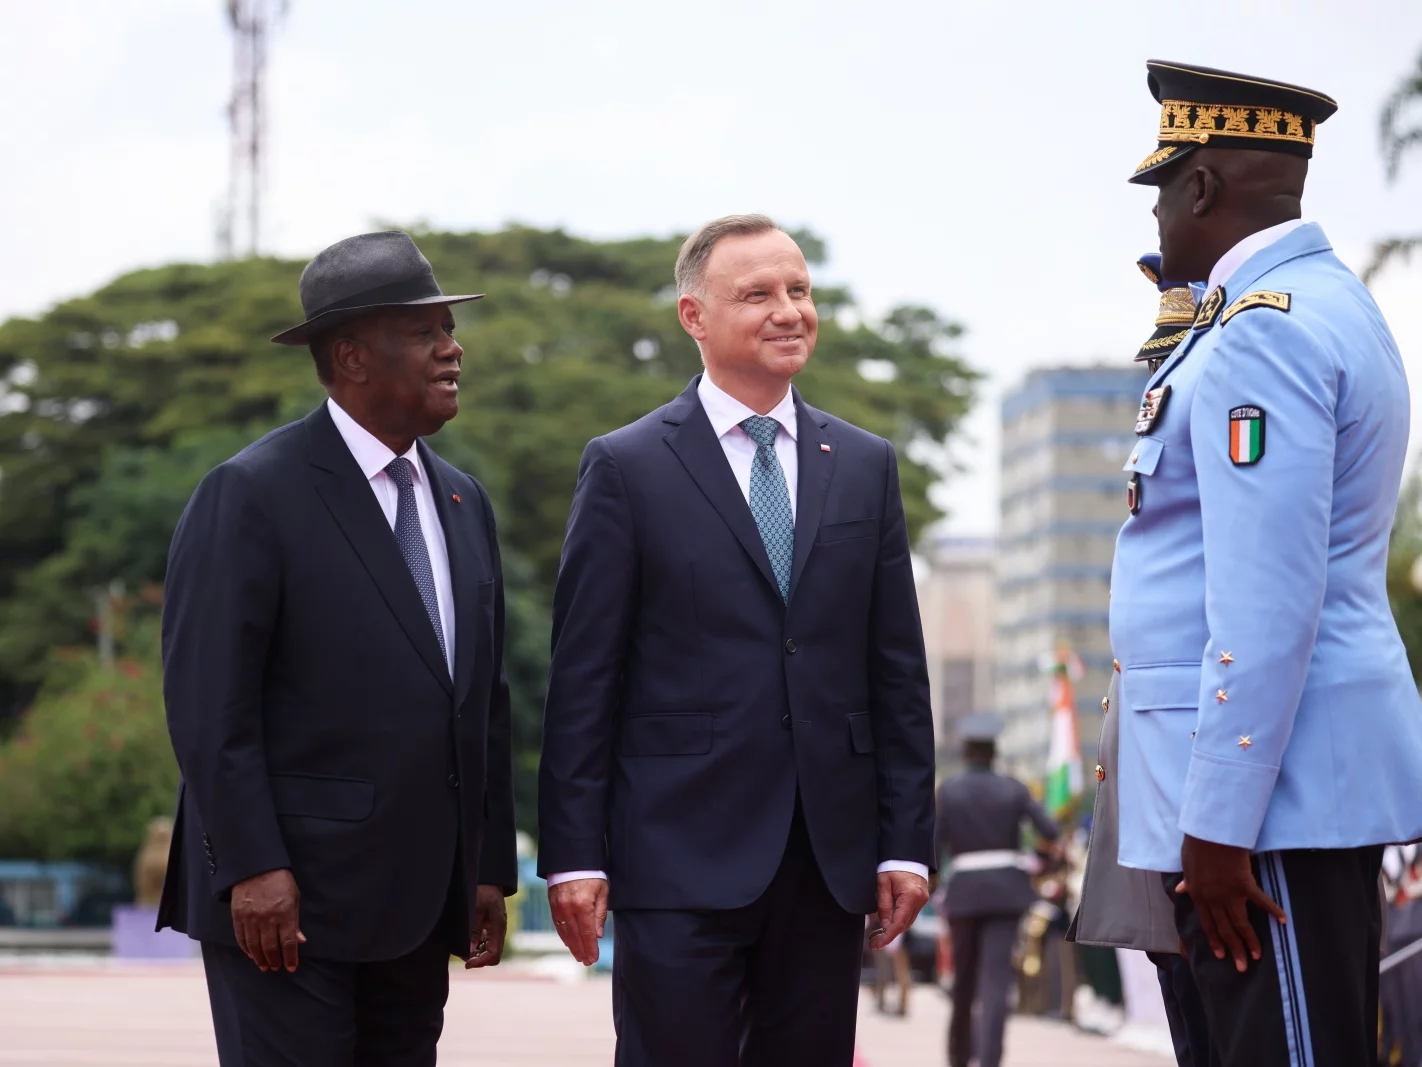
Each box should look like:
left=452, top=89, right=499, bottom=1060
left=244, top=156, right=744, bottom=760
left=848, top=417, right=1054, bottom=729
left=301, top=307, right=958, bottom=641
left=696, top=372, right=798, bottom=442
left=326, top=397, right=423, bottom=483
left=1205, top=218, right=1308, bottom=296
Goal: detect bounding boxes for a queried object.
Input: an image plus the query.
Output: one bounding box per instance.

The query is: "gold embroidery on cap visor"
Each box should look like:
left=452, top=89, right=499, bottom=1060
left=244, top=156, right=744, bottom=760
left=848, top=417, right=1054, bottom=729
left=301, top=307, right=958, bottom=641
left=1137, top=328, right=1190, bottom=353
left=1134, top=145, right=1180, bottom=174
left=1159, top=100, right=1313, bottom=147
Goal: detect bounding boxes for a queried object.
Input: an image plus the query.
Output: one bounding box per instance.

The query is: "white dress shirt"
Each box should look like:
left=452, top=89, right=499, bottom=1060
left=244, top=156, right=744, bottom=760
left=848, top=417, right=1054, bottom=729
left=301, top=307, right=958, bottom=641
left=548, top=373, right=928, bottom=888
left=1205, top=218, right=1307, bottom=297
left=327, top=398, right=455, bottom=674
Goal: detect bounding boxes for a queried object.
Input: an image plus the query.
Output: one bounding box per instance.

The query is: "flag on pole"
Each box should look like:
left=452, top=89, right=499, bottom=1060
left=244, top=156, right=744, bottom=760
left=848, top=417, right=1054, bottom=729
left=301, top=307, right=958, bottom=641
left=1043, top=644, right=1084, bottom=820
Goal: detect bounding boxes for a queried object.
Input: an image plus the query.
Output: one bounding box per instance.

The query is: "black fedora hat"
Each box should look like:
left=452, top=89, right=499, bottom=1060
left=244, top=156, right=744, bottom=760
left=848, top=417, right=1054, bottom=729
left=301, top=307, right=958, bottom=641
left=271, top=231, right=483, bottom=345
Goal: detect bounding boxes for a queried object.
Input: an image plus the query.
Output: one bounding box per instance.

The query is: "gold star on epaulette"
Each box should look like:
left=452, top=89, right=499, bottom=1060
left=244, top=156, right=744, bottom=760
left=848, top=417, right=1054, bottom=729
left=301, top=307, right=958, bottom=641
left=1215, top=689, right=1228, bottom=704
left=1237, top=735, right=1253, bottom=750
left=1219, top=651, right=1234, bottom=666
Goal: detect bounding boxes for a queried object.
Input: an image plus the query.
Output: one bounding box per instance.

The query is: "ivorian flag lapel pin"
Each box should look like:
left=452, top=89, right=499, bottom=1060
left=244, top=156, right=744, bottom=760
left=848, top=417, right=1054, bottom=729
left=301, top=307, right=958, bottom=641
left=1229, top=406, right=1265, bottom=465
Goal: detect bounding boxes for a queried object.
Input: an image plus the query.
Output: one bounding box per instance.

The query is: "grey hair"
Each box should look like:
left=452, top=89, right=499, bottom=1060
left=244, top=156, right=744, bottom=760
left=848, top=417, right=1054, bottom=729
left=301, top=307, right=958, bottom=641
left=674, top=214, right=780, bottom=297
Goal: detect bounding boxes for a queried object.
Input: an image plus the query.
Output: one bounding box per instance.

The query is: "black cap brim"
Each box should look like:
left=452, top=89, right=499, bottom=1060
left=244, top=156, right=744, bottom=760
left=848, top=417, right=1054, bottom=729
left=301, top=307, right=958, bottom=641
left=270, top=293, right=484, bottom=346
left=1134, top=321, right=1192, bottom=362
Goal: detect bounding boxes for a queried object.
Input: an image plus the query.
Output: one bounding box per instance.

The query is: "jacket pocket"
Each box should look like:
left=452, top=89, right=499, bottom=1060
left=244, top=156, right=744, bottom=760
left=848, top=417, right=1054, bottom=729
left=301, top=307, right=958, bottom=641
left=848, top=713, right=876, bottom=754
left=1124, top=662, right=1199, bottom=712
left=270, top=774, right=375, bottom=822
left=818, top=518, right=877, bottom=543
left=617, top=713, right=713, bottom=756
left=1122, top=435, right=1164, bottom=476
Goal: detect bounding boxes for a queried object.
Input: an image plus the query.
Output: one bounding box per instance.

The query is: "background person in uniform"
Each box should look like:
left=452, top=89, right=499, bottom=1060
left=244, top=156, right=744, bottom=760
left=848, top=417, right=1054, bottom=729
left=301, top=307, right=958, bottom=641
left=159, top=232, right=518, bottom=1067
left=1067, top=254, right=1219, bottom=1067
left=538, top=214, right=936, bottom=1067
left=936, top=714, right=1059, bottom=1067
left=1114, top=60, right=1422, bottom=1066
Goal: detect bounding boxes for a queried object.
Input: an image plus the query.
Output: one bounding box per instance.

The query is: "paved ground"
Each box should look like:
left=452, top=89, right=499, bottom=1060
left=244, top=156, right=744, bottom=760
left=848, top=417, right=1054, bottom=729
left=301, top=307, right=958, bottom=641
left=0, top=961, right=1170, bottom=1066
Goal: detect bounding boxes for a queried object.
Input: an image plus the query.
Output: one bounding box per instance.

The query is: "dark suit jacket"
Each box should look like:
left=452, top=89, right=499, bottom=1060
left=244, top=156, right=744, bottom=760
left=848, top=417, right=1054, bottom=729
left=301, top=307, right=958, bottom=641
left=935, top=768, right=1058, bottom=919
left=157, top=403, right=517, bottom=962
left=537, top=376, right=936, bottom=915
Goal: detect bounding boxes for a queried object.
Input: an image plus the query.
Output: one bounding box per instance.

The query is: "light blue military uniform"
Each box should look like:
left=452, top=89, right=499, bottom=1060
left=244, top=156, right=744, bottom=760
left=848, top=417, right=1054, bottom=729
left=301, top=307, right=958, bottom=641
left=1111, top=221, right=1422, bottom=872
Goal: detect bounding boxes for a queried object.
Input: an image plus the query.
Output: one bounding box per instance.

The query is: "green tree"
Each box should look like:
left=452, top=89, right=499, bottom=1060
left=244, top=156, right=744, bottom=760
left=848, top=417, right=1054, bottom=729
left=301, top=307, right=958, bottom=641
left=1364, top=48, right=1422, bottom=283
left=0, top=225, right=979, bottom=838
left=0, top=635, right=176, bottom=866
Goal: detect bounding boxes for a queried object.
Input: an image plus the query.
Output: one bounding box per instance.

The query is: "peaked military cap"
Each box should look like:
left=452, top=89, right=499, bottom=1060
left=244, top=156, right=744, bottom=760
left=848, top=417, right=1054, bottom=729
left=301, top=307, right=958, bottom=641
left=1134, top=253, right=1197, bottom=365
left=958, top=714, right=1004, bottom=743
left=1129, top=60, right=1338, bottom=185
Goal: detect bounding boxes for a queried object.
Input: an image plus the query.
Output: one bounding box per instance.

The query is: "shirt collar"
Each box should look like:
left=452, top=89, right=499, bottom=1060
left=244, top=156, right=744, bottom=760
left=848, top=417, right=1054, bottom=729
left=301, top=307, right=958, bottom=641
left=1205, top=218, right=1307, bottom=296
left=326, top=398, right=423, bottom=483
left=696, top=373, right=798, bottom=442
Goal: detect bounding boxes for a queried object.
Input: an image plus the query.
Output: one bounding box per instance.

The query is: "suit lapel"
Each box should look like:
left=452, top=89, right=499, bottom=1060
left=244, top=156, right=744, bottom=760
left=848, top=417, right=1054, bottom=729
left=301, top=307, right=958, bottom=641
left=421, top=444, right=481, bottom=709
left=788, top=396, right=835, bottom=600
left=662, top=380, right=780, bottom=597
left=305, top=406, right=453, bottom=694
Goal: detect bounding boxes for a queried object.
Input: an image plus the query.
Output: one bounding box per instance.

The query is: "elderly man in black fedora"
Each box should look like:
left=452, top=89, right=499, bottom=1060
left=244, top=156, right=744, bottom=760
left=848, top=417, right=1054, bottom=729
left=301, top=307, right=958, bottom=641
left=158, top=231, right=517, bottom=1067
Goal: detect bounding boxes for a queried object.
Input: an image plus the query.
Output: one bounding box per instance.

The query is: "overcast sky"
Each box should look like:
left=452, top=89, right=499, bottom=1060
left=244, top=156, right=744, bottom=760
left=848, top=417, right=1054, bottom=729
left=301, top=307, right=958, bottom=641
left=4, top=0, right=1421, bottom=534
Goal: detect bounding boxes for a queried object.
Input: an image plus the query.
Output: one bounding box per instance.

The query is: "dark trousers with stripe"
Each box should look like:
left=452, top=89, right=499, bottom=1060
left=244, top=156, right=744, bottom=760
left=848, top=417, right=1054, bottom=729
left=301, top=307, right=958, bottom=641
left=1165, top=846, right=1384, bottom=1067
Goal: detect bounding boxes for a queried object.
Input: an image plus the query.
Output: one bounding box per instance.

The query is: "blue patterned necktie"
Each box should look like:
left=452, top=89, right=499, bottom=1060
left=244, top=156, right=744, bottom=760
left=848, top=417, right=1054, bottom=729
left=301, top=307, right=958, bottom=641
left=384, top=457, right=447, bottom=663
left=739, top=416, right=794, bottom=600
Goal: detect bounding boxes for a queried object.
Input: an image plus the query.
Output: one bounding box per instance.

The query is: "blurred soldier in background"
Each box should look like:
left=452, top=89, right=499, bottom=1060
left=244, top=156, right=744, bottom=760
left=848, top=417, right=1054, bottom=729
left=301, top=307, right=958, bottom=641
left=936, top=715, right=1060, bottom=1067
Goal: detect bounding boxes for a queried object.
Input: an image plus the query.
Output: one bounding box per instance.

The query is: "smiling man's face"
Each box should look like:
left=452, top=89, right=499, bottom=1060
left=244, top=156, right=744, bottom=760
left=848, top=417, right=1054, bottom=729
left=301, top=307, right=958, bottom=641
left=690, top=229, right=818, bottom=392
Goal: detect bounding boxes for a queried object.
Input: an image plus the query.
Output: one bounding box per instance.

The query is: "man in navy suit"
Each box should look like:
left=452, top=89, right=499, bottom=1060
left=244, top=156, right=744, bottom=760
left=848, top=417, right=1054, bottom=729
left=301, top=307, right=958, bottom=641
left=538, top=214, right=937, bottom=1065
left=159, top=232, right=517, bottom=1067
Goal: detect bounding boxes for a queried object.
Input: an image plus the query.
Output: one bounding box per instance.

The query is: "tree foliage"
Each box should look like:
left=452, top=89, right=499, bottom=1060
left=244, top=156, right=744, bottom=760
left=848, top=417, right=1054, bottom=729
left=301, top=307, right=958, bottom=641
left=1365, top=48, right=1422, bottom=284
left=0, top=224, right=978, bottom=847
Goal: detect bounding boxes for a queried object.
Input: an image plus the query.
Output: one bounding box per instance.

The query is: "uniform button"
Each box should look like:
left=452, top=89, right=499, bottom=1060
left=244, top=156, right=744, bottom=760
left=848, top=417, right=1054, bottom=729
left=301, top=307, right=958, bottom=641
left=784, top=639, right=797, bottom=654
left=1101, top=697, right=1110, bottom=713
left=1113, top=659, right=1120, bottom=673
left=208, top=862, right=217, bottom=874
left=781, top=715, right=791, bottom=729
left=1095, top=765, right=1105, bottom=782
left=446, top=774, right=459, bottom=789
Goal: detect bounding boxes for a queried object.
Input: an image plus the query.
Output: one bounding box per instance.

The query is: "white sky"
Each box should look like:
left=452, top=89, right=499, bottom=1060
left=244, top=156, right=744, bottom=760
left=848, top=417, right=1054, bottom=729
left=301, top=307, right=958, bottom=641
left=4, top=0, right=1421, bottom=535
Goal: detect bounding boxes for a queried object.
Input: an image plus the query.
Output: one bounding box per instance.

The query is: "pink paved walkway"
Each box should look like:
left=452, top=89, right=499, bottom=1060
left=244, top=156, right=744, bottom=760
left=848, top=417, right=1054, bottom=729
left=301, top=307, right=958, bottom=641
left=0, top=962, right=1169, bottom=1066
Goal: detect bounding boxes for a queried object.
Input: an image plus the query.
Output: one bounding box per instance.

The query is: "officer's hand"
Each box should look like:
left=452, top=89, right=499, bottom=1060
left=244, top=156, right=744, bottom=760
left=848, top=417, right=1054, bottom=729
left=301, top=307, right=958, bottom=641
left=548, top=877, right=608, bottom=966
left=466, top=884, right=508, bottom=968
left=1178, top=835, right=1286, bottom=973
left=871, top=871, right=930, bottom=950
left=230, top=868, right=305, bottom=973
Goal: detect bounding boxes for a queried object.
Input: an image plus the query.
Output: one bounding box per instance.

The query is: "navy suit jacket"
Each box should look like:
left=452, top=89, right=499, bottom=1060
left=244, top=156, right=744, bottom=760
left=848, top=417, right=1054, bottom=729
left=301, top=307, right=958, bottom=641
left=537, top=377, right=936, bottom=914
left=157, top=403, right=517, bottom=962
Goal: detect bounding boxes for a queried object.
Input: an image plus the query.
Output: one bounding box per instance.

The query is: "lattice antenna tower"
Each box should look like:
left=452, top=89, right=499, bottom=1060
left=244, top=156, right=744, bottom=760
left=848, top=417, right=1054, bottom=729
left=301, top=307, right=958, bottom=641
left=218, top=0, right=288, bottom=259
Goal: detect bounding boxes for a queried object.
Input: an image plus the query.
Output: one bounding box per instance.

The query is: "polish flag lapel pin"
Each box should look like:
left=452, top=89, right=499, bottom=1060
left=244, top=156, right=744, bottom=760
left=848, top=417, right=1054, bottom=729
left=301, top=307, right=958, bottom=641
left=820, top=443, right=832, bottom=453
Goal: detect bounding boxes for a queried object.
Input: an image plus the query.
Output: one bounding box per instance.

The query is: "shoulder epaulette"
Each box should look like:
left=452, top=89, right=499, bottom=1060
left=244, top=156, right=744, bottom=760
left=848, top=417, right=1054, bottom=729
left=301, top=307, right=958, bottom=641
left=1221, top=290, right=1291, bottom=326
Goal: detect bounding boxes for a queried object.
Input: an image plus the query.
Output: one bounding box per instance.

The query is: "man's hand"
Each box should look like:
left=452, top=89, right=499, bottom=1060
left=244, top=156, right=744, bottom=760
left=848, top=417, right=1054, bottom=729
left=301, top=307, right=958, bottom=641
left=466, top=884, right=508, bottom=969
left=548, top=877, right=608, bottom=966
left=1178, top=834, right=1287, bottom=973
left=230, top=869, right=305, bottom=973
left=870, top=870, right=930, bottom=950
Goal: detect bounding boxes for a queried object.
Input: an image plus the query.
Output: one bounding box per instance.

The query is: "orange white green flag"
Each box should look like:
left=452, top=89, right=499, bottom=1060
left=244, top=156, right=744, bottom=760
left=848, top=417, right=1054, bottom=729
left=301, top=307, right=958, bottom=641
left=1043, top=645, right=1084, bottom=820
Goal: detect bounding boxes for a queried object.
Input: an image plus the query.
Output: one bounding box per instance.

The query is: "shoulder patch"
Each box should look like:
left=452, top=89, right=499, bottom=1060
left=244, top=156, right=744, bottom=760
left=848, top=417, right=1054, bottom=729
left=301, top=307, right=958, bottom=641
left=1228, top=406, right=1265, bottom=465
left=1221, top=290, right=1291, bottom=327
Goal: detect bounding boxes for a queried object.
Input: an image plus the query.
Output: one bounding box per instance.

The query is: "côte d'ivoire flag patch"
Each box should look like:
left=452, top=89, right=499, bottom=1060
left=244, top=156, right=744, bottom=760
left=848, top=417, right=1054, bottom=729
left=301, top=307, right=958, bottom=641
left=1229, top=406, right=1265, bottom=465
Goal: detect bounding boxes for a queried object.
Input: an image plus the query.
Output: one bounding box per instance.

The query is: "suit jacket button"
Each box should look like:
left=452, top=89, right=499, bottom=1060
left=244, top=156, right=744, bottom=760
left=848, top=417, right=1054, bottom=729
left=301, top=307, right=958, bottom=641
left=784, top=639, right=797, bottom=654
left=447, top=774, right=459, bottom=789
left=781, top=715, right=791, bottom=729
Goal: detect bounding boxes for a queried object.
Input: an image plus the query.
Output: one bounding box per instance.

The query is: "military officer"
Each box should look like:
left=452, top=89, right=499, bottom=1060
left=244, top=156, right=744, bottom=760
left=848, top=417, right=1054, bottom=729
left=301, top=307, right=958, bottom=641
left=1114, top=60, right=1422, bottom=1066
left=936, top=715, right=1059, bottom=1067
left=1069, top=256, right=1219, bottom=1067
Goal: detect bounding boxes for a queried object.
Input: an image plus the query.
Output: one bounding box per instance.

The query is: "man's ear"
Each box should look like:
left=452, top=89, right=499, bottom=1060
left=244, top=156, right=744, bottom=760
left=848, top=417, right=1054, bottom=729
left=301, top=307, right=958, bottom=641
left=678, top=293, right=708, bottom=342
left=1193, top=165, right=1221, bottom=218
left=330, top=335, right=369, bottom=384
